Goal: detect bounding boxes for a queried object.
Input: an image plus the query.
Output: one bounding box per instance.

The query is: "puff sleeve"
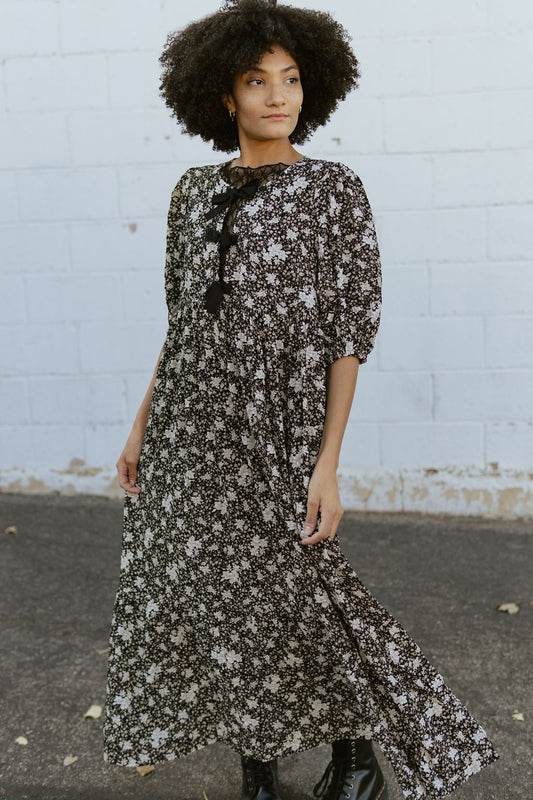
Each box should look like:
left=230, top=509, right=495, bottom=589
left=316, top=165, right=382, bottom=366
left=164, top=168, right=192, bottom=325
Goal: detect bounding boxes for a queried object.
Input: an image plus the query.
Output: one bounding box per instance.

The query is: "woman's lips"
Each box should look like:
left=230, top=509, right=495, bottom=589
left=264, top=114, right=288, bottom=119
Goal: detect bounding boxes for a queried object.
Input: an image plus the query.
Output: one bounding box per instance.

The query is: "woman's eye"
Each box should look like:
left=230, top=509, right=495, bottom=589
left=248, top=77, right=300, bottom=86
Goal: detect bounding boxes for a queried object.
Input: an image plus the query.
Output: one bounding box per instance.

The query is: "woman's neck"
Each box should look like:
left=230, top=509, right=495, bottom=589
left=229, top=149, right=304, bottom=169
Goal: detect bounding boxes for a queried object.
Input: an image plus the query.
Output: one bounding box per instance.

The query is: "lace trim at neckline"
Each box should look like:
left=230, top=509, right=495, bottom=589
left=225, top=159, right=304, bottom=170
left=218, top=156, right=309, bottom=187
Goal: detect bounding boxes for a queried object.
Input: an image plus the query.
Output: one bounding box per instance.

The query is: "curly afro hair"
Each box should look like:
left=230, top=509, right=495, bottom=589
left=159, top=0, right=360, bottom=153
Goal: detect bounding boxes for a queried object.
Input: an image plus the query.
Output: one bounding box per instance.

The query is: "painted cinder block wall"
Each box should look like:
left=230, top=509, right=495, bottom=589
left=1, top=0, right=533, bottom=516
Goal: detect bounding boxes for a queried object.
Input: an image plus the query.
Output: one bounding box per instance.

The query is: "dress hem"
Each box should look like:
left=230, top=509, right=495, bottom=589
left=102, top=729, right=499, bottom=800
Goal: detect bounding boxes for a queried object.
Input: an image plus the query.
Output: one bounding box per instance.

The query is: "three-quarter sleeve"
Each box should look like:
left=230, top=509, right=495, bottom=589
left=316, top=164, right=382, bottom=366
left=164, top=168, right=192, bottom=325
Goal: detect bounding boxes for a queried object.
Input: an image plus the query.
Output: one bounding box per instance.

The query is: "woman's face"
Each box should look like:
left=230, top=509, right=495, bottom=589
left=223, top=43, right=303, bottom=143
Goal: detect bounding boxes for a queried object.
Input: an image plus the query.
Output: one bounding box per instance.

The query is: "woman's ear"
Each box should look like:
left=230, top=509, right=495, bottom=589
left=222, top=92, right=234, bottom=113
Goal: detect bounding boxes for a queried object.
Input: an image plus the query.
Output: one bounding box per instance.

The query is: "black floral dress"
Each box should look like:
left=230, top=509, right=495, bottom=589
left=102, top=156, right=498, bottom=799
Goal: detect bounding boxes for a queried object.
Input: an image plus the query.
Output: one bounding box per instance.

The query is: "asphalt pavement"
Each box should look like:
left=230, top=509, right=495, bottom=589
left=0, top=493, right=531, bottom=800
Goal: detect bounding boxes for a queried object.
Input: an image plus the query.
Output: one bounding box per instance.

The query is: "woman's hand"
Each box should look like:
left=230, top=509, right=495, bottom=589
left=116, top=430, right=144, bottom=494
left=299, top=461, right=343, bottom=545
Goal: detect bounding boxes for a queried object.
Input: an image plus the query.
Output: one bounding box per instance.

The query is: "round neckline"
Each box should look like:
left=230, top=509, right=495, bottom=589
left=225, top=157, right=307, bottom=170
left=218, top=155, right=310, bottom=184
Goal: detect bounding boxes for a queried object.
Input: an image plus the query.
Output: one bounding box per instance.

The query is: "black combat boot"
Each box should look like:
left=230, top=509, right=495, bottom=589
left=240, top=754, right=284, bottom=800
left=312, top=738, right=388, bottom=800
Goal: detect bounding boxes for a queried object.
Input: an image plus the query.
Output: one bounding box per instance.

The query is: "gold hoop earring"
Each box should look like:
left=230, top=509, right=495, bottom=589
left=229, top=109, right=236, bottom=122
left=299, top=105, right=302, bottom=113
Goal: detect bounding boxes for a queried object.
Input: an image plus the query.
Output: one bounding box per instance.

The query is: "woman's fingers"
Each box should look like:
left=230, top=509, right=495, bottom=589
left=300, top=515, right=337, bottom=544
left=300, top=506, right=343, bottom=545
left=127, top=460, right=138, bottom=487
left=300, top=464, right=343, bottom=545
left=300, top=499, right=319, bottom=541
left=116, top=458, right=141, bottom=494
left=116, top=433, right=143, bottom=494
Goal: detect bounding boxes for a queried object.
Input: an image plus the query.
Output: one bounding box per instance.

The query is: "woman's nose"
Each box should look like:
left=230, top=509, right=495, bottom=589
left=266, top=84, right=288, bottom=104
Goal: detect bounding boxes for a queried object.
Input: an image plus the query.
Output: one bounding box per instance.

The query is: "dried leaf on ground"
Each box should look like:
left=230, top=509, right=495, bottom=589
left=203, top=792, right=209, bottom=800
left=136, top=765, right=155, bottom=776
left=84, top=704, right=102, bottom=719
left=63, top=755, right=78, bottom=767
left=496, top=602, right=520, bottom=614
left=5, top=526, right=18, bottom=534
left=512, top=710, right=525, bottom=722
left=15, top=736, right=28, bottom=745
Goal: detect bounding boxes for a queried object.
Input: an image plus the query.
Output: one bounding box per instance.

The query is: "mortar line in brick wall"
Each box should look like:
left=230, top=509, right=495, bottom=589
left=381, top=146, right=499, bottom=158
left=72, top=319, right=82, bottom=378
left=57, top=47, right=161, bottom=57
left=378, top=29, right=496, bottom=41
left=425, top=366, right=533, bottom=375
left=12, top=169, right=22, bottom=222
left=428, top=39, right=435, bottom=96
left=382, top=84, right=533, bottom=99
left=423, top=262, right=430, bottom=315
left=20, top=273, right=29, bottom=324
left=117, top=269, right=127, bottom=324
left=115, top=165, right=126, bottom=219
left=487, top=256, right=533, bottom=263
left=378, top=98, right=386, bottom=152
left=1, top=60, right=8, bottom=114
left=484, top=0, right=490, bottom=28
left=382, top=88, right=506, bottom=99
left=65, top=221, right=74, bottom=273
left=435, top=200, right=533, bottom=210
left=481, top=314, right=487, bottom=371
left=112, top=166, right=122, bottom=222
left=65, top=109, right=74, bottom=167
left=377, top=422, right=384, bottom=469
left=0, top=164, right=76, bottom=173
left=420, top=200, right=509, bottom=216
left=121, top=377, right=129, bottom=430
left=56, top=0, right=64, bottom=54
left=104, top=53, right=112, bottom=111
left=429, top=154, right=436, bottom=209
left=484, top=206, right=491, bottom=265
left=426, top=258, right=490, bottom=266
left=430, top=373, right=436, bottom=423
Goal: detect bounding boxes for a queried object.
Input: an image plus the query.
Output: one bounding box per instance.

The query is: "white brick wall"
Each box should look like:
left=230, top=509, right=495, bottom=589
left=1, top=0, right=533, bottom=515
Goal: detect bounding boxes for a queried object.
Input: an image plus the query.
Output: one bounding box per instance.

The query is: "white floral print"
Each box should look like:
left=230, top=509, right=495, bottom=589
left=103, top=157, right=497, bottom=799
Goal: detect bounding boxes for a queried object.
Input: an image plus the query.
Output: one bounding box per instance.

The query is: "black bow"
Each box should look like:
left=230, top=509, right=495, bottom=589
left=205, top=279, right=232, bottom=314
left=206, top=226, right=238, bottom=248
left=205, top=178, right=261, bottom=221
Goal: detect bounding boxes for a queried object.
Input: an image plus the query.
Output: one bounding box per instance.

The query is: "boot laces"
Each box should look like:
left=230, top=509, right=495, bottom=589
left=312, top=750, right=359, bottom=799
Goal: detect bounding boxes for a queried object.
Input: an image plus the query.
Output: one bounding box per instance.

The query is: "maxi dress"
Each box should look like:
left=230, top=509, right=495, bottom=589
left=102, top=156, right=498, bottom=799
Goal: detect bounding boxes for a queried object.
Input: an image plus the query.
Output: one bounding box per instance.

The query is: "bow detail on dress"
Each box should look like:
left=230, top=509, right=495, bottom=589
left=203, top=176, right=261, bottom=314
left=205, top=278, right=232, bottom=314
left=205, top=178, right=261, bottom=221
left=206, top=226, right=238, bottom=249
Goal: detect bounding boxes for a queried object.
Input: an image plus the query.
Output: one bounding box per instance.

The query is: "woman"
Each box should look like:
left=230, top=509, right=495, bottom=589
left=102, top=1, right=498, bottom=798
